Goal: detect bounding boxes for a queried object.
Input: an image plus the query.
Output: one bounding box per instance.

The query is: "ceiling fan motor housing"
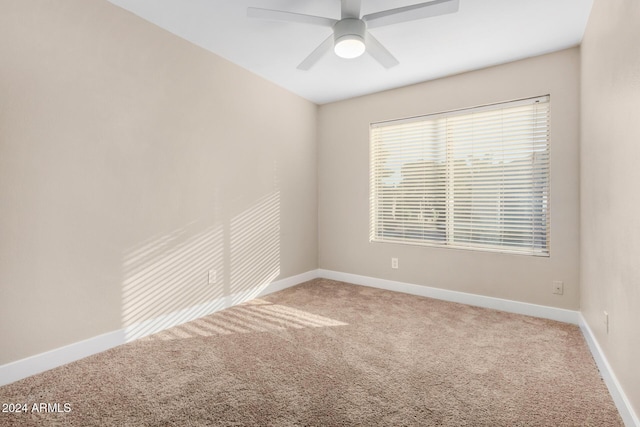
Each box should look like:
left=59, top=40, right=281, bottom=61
left=333, top=18, right=366, bottom=58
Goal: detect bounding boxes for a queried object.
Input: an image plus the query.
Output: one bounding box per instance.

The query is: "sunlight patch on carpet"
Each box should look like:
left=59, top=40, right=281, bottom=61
left=144, top=300, right=347, bottom=341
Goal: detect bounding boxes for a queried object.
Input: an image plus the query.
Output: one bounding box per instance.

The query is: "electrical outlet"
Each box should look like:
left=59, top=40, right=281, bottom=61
left=208, top=269, right=216, bottom=284
left=552, top=280, right=564, bottom=295
left=391, top=258, right=398, bottom=269
left=603, top=311, right=609, bottom=334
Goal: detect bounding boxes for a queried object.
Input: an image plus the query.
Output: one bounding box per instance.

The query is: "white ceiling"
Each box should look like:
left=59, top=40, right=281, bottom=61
left=106, top=0, right=593, bottom=104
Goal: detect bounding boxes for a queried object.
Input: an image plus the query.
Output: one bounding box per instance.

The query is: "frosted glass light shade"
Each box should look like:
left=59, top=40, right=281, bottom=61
left=334, top=35, right=366, bottom=58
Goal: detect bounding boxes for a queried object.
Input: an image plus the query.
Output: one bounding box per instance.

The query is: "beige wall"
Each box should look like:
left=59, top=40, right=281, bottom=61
left=4, top=2, right=636, bottom=414
left=318, top=48, right=580, bottom=310
left=581, top=0, right=640, bottom=416
left=0, top=0, right=317, bottom=365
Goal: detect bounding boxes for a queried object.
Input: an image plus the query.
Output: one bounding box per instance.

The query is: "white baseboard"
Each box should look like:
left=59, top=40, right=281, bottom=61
left=0, top=270, right=319, bottom=387
left=318, top=269, right=581, bottom=324
left=0, top=329, right=125, bottom=388
left=580, top=315, right=639, bottom=427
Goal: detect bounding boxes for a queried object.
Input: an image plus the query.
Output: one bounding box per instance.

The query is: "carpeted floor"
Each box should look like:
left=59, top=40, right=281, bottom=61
left=0, top=279, right=623, bottom=426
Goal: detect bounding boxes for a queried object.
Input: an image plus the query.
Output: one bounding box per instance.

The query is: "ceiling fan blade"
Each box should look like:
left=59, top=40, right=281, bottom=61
left=341, top=0, right=362, bottom=19
left=248, top=7, right=337, bottom=27
left=363, top=0, right=459, bottom=29
left=297, top=34, right=334, bottom=71
left=366, top=33, right=399, bottom=69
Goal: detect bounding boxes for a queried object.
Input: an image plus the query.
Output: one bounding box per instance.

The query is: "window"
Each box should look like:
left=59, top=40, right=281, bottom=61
left=370, top=96, right=550, bottom=256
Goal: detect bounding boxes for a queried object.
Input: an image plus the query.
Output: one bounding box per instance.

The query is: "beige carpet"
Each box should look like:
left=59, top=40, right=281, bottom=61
left=0, top=279, right=623, bottom=426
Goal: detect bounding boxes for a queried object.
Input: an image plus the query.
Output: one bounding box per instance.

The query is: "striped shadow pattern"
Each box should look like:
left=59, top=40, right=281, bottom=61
left=142, top=299, right=347, bottom=341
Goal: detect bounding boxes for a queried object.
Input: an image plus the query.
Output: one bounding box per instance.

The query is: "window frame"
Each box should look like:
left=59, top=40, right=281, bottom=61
left=369, top=95, right=551, bottom=257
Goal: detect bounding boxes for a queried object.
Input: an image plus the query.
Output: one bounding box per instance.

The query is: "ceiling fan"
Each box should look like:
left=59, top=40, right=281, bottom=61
left=247, top=0, right=460, bottom=70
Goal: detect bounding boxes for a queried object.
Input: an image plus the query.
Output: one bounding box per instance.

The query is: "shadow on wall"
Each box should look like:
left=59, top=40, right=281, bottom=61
left=122, top=191, right=281, bottom=342
left=230, top=191, right=281, bottom=304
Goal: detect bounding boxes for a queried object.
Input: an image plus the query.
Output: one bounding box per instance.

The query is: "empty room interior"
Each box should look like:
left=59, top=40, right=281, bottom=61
left=0, top=0, right=638, bottom=425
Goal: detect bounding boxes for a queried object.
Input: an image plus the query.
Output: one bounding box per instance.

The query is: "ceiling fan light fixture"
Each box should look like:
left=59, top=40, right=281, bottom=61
left=333, top=18, right=366, bottom=59
left=334, top=35, right=365, bottom=58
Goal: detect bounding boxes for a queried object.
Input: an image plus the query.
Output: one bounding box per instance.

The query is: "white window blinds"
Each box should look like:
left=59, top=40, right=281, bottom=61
left=370, top=96, right=550, bottom=256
